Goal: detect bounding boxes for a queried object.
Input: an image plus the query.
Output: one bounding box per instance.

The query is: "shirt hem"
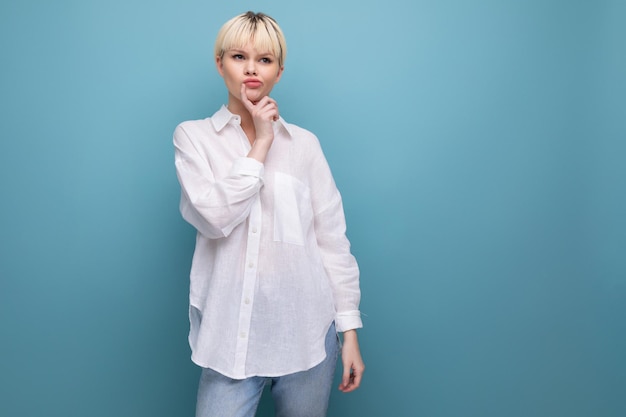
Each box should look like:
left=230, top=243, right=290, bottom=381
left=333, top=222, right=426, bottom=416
left=190, top=352, right=327, bottom=380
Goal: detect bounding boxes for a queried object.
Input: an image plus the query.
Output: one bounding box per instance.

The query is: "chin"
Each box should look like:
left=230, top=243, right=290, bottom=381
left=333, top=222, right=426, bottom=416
left=247, top=91, right=267, bottom=102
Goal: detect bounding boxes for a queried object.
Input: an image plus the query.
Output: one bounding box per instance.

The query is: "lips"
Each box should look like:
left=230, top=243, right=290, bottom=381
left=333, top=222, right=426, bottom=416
left=243, top=79, right=262, bottom=88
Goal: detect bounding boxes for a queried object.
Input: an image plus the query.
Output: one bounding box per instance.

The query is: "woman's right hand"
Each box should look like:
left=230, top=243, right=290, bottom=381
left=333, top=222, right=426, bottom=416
left=240, top=83, right=279, bottom=144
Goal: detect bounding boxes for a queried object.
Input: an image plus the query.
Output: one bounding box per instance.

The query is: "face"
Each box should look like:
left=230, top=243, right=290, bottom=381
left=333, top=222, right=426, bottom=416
left=216, top=42, right=283, bottom=108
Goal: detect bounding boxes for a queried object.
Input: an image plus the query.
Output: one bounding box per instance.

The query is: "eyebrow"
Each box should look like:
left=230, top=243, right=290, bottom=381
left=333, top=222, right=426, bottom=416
left=228, top=48, right=275, bottom=57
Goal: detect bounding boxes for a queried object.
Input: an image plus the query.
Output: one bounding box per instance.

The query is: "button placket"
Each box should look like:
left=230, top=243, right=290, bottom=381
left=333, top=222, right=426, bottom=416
left=233, top=194, right=262, bottom=375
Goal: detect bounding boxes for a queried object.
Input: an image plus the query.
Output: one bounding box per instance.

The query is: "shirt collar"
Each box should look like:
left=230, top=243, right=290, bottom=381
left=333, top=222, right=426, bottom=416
left=211, top=105, right=294, bottom=138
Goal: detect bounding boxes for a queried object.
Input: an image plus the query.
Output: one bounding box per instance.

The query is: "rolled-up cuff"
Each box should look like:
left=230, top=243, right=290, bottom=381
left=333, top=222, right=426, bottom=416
left=335, top=310, right=363, bottom=332
left=231, top=157, right=264, bottom=178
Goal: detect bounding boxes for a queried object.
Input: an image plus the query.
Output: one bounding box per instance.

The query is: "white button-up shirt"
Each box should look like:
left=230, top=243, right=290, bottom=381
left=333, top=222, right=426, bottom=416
left=174, top=106, right=362, bottom=379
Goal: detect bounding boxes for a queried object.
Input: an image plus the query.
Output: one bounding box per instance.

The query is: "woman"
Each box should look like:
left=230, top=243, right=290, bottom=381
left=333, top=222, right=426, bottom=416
left=174, top=11, right=364, bottom=417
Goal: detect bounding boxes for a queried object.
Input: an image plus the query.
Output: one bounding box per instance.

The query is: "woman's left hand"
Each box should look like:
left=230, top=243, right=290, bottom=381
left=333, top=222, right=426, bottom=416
left=338, top=330, right=365, bottom=393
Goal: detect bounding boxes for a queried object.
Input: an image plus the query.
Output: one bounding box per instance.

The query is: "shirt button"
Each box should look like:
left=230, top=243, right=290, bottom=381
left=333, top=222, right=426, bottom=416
left=251, top=227, right=258, bottom=234
left=244, top=297, right=251, bottom=305
left=248, top=262, right=254, bottom=268
left=240, top=332, right=246, bottom=338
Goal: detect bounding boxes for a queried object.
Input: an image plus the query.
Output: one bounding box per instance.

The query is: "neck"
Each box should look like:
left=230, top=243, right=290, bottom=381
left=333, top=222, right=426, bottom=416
left=227, top=94, right=256, bottom=144
left=227, top=94, right=252, bottom=121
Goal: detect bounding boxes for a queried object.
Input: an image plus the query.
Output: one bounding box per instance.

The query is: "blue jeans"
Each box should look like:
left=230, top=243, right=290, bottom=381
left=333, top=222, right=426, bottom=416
left=196, top=323, right=339, bottom=417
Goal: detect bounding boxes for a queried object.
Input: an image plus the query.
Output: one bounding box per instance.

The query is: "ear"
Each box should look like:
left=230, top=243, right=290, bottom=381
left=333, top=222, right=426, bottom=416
left=215, top=56, right=224, bottom=77
left=275, top=66, right=284, bottom=83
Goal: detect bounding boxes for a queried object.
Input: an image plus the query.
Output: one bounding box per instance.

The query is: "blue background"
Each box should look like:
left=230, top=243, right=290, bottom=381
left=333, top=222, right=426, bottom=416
left=1, top=0, right=624, bottom=416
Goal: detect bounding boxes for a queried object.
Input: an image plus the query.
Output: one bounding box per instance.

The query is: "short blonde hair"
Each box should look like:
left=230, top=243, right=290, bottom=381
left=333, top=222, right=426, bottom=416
left=214, top=11, right=287, bottom=68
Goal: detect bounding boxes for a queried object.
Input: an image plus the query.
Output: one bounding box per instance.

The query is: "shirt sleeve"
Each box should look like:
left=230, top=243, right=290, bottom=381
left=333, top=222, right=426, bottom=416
left=174, top=123, right=263, bottom=239
left=308, top=136, right=363, bottom=332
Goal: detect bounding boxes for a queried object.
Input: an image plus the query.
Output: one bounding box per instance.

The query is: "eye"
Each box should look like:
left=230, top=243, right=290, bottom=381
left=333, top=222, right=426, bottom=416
left=260, top=57, right=273, bottom=64
left=232, top=54, right=245, bottom=60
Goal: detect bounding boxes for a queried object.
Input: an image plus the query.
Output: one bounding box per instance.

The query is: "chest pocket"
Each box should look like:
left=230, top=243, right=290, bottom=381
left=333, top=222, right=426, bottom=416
left=273, top=172, right=312, bottom=246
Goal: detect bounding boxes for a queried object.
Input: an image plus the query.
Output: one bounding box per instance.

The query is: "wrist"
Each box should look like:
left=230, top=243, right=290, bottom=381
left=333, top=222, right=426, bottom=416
left=254, top=135, right=273, bottom=145
left=342, top=329, right=358, bottom=342
left=247, top=138, right=273, bottom=163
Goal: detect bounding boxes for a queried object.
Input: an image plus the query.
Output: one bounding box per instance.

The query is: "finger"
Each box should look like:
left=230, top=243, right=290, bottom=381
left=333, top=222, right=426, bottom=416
left=263, top=99, right=279, bottom=121
left=240, top=84, right=253, bottom=110
left=255, top=102, right=279, bottom=121
left=263, top=105, right=279, bottom=120
left=254, top=95, right=275, bottom=109
left=351, top=370, right=363, bottom=390
left=339, top=376, right=356, bottom=392
left=341, top=365, right=351, bottom=390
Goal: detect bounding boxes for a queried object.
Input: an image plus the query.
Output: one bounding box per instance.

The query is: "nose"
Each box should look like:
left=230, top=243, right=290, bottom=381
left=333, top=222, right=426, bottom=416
left=245, top=61, right=257, bottom=76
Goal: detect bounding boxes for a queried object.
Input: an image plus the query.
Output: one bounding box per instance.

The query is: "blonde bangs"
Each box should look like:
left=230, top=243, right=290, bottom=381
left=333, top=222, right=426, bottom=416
left=215, top=12, right=286, bottom=67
